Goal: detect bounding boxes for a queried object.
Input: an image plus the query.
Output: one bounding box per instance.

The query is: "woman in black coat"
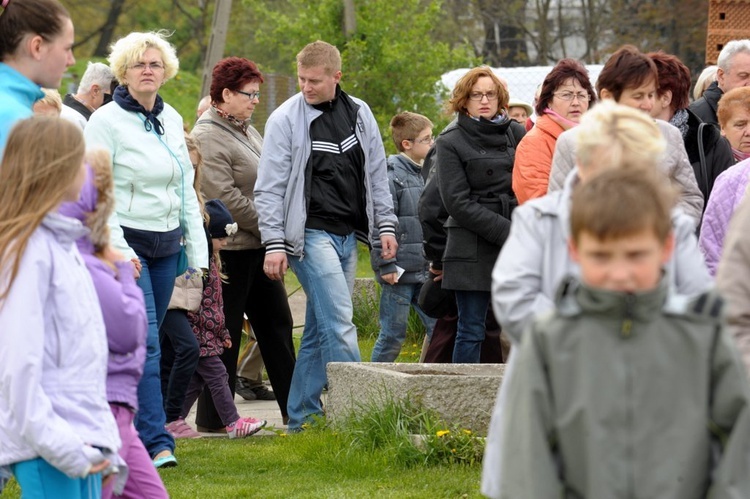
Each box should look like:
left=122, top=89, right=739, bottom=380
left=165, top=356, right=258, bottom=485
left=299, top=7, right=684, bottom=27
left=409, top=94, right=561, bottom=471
left=434, top=66, right=525, bottom=363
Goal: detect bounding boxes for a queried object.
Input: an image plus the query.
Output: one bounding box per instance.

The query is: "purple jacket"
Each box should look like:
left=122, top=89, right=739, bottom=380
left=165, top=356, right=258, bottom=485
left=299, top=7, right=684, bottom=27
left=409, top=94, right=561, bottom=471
left=699, top=158, right=750, bottom=276
left=59, top=167, right=147, bottom=411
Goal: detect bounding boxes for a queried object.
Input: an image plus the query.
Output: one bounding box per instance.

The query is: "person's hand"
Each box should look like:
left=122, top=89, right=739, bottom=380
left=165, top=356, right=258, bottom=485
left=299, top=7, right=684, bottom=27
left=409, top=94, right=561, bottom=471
left=89, top=459, right=111, bottom=476
left=263, top=253, right=288, bottom=281
left=429, top=264, right=443, bottom=282
left=380, top=235, right=398, bottom=260
left=381, top=272, right=399, bottom=285
left=223, top=338, right=232, bottom=348
left=130, top=258, right=142, bottom=279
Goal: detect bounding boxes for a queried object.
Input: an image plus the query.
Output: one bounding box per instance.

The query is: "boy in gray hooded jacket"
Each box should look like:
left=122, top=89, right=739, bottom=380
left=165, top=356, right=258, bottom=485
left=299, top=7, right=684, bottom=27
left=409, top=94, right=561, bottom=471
left=497, top=168, right=750, bottom=498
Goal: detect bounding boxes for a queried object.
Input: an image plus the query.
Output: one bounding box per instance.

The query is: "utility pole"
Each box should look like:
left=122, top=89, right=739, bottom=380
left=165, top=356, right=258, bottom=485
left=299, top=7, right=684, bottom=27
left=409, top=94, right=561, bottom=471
left=200, top=0, right=233, bottom=99
left=343, top=0, right=356, bottom=37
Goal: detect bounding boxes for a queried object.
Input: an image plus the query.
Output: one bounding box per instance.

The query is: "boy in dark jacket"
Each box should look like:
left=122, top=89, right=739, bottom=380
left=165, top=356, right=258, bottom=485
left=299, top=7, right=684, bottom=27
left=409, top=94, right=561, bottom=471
left=370, top=112, right=437, bottom=362
left=497, top=168, right=750, bottom=498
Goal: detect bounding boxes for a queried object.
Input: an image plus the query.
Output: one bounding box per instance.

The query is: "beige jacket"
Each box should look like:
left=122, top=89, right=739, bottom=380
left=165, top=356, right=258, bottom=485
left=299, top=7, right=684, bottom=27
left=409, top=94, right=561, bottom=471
left=192, top=107, right=263, bottom=251
left=716, top=190, right=750, bottom=376
left=546, top=119, right=704, bottom=223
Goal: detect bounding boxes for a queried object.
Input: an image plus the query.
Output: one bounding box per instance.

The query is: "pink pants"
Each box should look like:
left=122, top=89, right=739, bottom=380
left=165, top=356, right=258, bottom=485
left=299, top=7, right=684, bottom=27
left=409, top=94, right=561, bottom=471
left=102, top=404, right=169, bottom=499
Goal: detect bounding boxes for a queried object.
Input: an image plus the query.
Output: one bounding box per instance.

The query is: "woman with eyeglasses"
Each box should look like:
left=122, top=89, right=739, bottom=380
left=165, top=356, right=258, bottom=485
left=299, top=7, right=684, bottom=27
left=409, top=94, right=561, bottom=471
left=0, top=0, right=75, bottom=153
left=512, top=59, right=595, bottom=204
left=432, top=66, right=525, bottom=363
left=190, top=57, right=296, bottom=431
left=85, top=31, right=208, bottom=469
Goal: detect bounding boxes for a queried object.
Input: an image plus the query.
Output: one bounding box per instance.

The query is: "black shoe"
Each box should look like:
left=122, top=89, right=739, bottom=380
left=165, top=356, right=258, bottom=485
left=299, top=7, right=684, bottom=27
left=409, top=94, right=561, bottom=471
left=235, top=377, right=257, bottom=401
left=251, top=385, right=276, bottom=401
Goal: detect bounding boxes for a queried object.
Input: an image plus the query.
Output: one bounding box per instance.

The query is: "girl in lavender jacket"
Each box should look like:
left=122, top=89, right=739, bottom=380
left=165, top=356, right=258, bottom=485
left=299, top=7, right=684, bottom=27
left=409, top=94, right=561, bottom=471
left=0, top=117, right=120, bottom=498
left=59, top=150, right=168, bottom=498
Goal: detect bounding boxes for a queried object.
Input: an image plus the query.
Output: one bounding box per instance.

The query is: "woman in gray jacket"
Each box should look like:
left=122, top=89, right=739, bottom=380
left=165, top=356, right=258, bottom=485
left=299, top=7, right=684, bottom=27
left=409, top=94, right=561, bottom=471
left=435, top=66, right=525, bottom=363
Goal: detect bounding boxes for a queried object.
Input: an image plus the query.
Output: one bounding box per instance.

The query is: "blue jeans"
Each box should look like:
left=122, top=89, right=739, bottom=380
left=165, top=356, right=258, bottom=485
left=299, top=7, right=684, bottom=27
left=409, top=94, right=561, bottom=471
left=453, top=290, right=490, bottom=363
left=133, top=251, right=179, bottom=457
left=287, top=229, right=360, bottom=430
left=371, top=282, right=436, bottom=362
left=12, top=458, right=102, bottom=499
left=160, top=309, right=200, bottom=423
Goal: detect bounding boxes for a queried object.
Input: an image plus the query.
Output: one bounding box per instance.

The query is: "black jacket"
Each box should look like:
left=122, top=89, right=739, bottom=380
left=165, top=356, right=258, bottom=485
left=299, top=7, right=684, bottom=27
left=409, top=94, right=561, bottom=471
left=434, top=113, right=525, bottom=291
left=683, top=108, right=734, bottom=203
left=688, top=81, right=722, bottom=129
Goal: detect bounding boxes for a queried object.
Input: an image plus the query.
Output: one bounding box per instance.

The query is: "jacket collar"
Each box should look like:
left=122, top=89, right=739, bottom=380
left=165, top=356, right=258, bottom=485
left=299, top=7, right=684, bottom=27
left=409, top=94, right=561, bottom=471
left=42, top=211, right=90, bottom=246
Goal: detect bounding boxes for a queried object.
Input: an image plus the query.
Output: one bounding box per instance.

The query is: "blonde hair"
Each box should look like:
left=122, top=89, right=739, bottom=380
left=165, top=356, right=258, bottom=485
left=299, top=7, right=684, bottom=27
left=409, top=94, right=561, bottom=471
left=575, top=100, right=665, bottom=174
left=184, top=133, right=206, bottom=218
left=0, top=117, right=85, bottom=304
left=84, top=149, right=115, bottom=253
left=390, top=112, right=433, bottom=152
left=448, top=66, right=509, bottom=115
left=693, top=65, right=718, bottom=101
left=296, top=40, right=341, bottom=74
left=108, top=31, right=179, bottom=84
left=717, top=86, right=750, bottom=130
left=34, top=88, right=62, bottom=116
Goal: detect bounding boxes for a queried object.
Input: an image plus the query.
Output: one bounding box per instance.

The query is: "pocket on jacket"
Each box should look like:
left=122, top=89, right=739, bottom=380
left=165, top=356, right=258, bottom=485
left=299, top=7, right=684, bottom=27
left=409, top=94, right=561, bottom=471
left=443, top=216, right=477, bottom=262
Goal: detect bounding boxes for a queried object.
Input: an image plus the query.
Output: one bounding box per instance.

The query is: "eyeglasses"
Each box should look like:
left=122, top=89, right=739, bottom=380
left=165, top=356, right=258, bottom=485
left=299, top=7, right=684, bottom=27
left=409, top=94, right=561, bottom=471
left=236, top=89, right=261, bottom=100
left=408, top=136, right=434, bottom=145
left=469, top=91, right=499, bottom=101
left=554, top=92, right=590, bottom=102
left=130, top=62, right=165, bottom=71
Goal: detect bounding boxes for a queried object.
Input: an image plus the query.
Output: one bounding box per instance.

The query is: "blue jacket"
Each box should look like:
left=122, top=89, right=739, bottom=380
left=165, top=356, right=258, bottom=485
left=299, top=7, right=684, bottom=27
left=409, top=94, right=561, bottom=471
left=371, top=154, right=430, bottom=284
left=0, top=63, right=43, bottom=154
left=0, top=213, right=120, bottom=476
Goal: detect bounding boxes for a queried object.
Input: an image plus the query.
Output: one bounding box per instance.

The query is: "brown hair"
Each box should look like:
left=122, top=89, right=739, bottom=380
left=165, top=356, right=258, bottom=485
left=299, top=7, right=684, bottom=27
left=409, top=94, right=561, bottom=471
left=717, top=86, right=750, bottom=129
left=296, top=40, right=341, bottom=74
left=0, top=0, right=70, bottom=60
left=535, top=58, right=597, bottom=116
left=570, top=168, right=675, bottom=244
left=0, top=117, right=85, bottom=304
left=596, top=45, right=658, bottom=101
left=390, top=112, right=433, bottom=152
left=648, top=51, right=691, bottom=113
left=448, top=66, right=509, bottom=115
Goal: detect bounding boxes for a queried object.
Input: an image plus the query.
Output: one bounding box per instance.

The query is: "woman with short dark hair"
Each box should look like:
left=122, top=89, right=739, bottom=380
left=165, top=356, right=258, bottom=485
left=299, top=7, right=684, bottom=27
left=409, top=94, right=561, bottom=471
left=434, top=66, right=525, bottom=363
left=512, top=59, right=595, bottom=203
left=191, top=57, right=296, bottom=429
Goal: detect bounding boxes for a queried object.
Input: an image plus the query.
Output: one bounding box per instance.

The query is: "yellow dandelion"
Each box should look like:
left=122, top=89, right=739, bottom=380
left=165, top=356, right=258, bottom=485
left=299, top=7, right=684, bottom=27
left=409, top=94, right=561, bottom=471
left=436, top=430, right=450, bottom=437
left=462, top=429, right=472, bottom=435
left=451, top=448, right=457, bottom=453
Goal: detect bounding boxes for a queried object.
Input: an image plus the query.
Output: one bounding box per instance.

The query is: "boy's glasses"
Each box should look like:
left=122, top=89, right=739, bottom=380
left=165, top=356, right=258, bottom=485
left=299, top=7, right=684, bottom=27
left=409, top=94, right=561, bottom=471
left=409, top=136, right=434, bottom=144
left=554, top=92, right=590, bottom=102
left=469, top=91, right=499, bottom=101
left=236, top=89, right=261, bottom=100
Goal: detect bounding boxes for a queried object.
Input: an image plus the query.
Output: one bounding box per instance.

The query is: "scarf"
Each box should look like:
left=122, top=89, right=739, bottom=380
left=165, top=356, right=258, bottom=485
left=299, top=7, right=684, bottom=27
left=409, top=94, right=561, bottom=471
left=732, top=147, right=750, bottom=163
left=669, top=109, right=690, bottom=139
left=213, top=104, right=248, bottom=135
left=113, top=85, right=165, bottom=135
left=544, top=108, right=580, bottom=131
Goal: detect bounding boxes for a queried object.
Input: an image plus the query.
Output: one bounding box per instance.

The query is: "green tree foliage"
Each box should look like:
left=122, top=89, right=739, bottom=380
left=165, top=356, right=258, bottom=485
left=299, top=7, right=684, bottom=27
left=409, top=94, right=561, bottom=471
left=248, top=0, right=478, bottom=149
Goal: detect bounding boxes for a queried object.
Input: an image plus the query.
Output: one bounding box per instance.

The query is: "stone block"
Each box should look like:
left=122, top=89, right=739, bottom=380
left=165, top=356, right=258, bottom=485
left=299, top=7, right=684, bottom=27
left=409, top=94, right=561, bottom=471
left=326, top=362, right=505, bottom=435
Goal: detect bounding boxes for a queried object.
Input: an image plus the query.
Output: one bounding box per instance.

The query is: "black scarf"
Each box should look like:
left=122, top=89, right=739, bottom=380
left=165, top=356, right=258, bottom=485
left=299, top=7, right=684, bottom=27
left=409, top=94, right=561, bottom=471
left=113, top=85, right=165, bottom=135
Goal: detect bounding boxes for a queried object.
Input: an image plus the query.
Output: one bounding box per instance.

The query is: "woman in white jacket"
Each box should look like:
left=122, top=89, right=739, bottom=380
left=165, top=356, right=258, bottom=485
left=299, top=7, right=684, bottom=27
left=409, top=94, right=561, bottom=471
left=0, top=117, right=122, bottom=498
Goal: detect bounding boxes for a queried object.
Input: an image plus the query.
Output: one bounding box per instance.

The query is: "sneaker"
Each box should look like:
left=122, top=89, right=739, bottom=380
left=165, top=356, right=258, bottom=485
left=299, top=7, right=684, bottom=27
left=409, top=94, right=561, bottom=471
left=165, top=419, right=201, bottom=439
left=153, top=451, right=178, bottom=469
left=235, top=377, right=257, bottom=401
left=251, top=385, right=276, bottom=401
left=226, top=417, right=267, bottom=439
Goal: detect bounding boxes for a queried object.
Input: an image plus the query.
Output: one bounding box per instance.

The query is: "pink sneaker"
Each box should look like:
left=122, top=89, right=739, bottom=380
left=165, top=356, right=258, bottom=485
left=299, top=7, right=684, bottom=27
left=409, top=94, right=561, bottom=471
left=165, top=419, right=201, bottom=439
left=226, top=417, right=267, bottom=439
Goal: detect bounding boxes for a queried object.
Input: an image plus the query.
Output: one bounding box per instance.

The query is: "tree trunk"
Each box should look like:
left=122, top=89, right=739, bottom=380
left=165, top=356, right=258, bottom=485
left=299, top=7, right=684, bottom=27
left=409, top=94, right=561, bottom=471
left=93, top=0, right=126, bottom=57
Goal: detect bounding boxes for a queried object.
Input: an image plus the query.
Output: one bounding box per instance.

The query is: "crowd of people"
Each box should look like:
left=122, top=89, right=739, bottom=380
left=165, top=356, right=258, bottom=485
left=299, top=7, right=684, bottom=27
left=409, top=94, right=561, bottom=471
left=3, top=0, right=750, bottom=496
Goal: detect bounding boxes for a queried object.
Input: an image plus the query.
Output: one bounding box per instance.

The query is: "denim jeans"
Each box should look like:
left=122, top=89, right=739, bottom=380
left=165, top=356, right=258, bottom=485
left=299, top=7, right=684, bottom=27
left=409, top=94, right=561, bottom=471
left=371, top=282, right=436, bottom=362
left=160, top=309, right=200, bottom=423
left=287, top=229, right=360, bottom=430
left=453, top=290, right=490, bottom=363
left=132, top=250, right=179, bottom=457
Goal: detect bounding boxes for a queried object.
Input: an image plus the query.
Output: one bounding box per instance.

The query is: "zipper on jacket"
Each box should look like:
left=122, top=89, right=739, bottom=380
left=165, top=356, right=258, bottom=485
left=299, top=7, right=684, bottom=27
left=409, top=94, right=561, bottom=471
left=128, top=183, right=135, bottom=211
left=621, top=295, right=635, bottom=337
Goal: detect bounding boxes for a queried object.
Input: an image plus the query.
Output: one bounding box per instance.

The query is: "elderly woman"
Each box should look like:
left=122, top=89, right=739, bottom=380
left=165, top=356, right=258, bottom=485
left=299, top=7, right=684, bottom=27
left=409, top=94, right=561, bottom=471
left=512, top=59, right=595, bottom=204
left=85, top=31, right=208, bottom=468
left=191, top=57, right=296, bottom=430
left=0, top=0, right=74, bottom=151
left=649, top=51, right=734, bottom=203
left=434, top=66, right=525, bottom=363
left=699, top=87, right=750, bottom=275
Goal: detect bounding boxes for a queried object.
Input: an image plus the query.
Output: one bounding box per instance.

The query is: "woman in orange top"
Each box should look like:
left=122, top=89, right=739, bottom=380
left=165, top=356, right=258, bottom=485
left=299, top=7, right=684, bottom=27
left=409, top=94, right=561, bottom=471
left=512, top=59, right=596, bottom=204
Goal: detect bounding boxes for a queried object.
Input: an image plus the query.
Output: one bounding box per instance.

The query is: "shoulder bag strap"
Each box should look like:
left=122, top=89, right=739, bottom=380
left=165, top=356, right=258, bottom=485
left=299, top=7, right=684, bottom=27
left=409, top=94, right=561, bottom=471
left=697, top=122, right=709, bottom=199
